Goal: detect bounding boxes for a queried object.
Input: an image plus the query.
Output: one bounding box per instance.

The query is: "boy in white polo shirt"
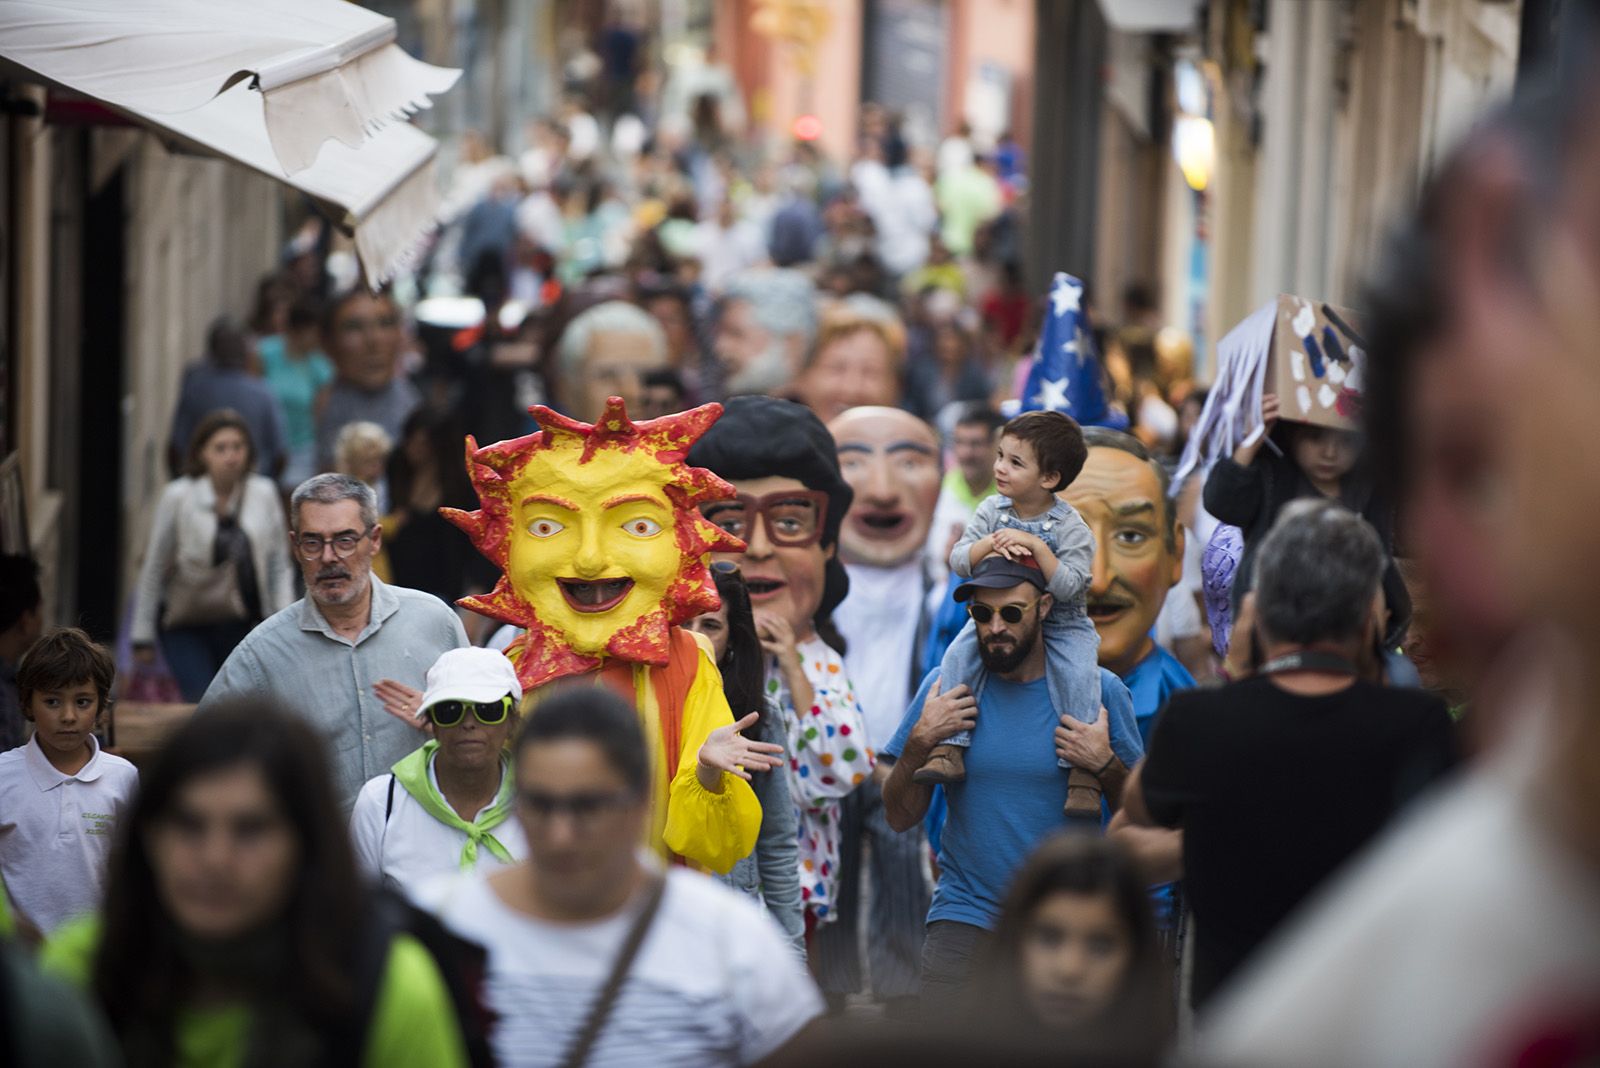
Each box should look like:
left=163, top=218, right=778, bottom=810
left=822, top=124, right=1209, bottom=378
left=350, top=647, right=528, bottom=899
left=0, top=629, right=138, bottom=936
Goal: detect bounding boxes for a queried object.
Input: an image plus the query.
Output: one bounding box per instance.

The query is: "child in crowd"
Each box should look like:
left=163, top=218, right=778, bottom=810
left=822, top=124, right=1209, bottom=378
left=918, top=411, right=1104, bottom=819
left=333, top=420, right=393, bottom=513
left=1203, top=393, right=1405, bottom=638
left=980, top=834, right=1171, bottom=1047
left=0, top=629, right=138, bottom=935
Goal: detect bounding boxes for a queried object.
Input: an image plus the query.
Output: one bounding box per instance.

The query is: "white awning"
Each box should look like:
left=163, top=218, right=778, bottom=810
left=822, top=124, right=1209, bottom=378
left=133, top=80, right=443, bottom=286
left=1096, top=0, right=1201, bottom=33
left=0, top=0, right=460, bottom=175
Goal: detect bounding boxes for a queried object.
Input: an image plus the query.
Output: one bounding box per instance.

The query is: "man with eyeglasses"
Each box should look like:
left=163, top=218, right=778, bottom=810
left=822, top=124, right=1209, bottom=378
left=879, top=554, right=1141, bottom=1018
left=199, top=473, right=468, bottom=810
left=424, top=687, right=822, bottom=1067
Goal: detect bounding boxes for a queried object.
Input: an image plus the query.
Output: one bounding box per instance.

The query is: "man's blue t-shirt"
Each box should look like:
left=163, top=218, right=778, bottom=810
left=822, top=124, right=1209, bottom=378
left=884, top=666, right=1142, bottom=930
left=1124, top=644, right=1197, bottom=746
left=1121, top=644, right=1197, bottom=926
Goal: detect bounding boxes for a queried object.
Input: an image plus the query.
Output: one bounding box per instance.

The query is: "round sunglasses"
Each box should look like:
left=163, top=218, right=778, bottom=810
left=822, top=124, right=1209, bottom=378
left=966, top=599, right=1041, bottom=625
left=426, top=695, right=514, bottom=728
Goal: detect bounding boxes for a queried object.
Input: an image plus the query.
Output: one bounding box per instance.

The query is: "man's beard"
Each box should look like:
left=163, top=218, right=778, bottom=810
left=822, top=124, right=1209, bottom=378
left=308, top=563, right=370, bottom=607
left=978, top=622, right=1039, bottom=674
left=724, top=338, right=792, bottom=396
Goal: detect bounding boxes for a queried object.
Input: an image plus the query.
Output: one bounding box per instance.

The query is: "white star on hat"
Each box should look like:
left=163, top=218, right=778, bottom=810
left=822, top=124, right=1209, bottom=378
left=1062, top=334, right=1082, bottom=363
left=1050, top=277, right=1082, bottom=318
left=1036, top=377, right=1071, bottom=411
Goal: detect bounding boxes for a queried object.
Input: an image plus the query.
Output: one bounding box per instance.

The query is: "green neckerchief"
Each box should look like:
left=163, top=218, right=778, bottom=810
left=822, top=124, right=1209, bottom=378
left=391, top=741, right=515, bottom=871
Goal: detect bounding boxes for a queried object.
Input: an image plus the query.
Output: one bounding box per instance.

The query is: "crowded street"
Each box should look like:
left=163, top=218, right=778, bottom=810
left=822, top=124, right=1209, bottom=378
left=0, top=0, right=1597, bottom=1065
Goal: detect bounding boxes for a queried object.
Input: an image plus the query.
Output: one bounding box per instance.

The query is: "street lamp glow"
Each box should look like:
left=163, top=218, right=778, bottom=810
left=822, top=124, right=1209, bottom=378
left=1173, top=114, right=1215, bottom=192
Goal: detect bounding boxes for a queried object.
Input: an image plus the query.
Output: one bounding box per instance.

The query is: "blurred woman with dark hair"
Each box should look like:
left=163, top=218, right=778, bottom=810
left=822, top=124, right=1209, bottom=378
left=978, top=835, right=1171, bottom=1056
left=40, top=700, right=469, bottom=1068
left=132, top=410, right=294, bottom=701
left=690, top=562, right=804, bottom=951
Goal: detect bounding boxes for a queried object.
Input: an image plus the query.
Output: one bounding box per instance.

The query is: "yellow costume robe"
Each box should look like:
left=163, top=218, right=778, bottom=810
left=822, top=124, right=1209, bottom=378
left=530, top=627, right=762, bottom=874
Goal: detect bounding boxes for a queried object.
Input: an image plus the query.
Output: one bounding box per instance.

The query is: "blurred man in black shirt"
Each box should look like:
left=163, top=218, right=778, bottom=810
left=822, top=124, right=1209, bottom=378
left=1120, top=499, right=1456, bottom=1010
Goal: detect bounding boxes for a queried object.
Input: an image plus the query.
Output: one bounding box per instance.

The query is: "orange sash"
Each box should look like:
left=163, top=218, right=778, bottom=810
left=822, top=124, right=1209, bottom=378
left=595, top=627, right=700, bottom=787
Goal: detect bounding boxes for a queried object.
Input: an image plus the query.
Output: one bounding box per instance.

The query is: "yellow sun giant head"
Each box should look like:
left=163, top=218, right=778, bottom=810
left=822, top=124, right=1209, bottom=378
left=447, top=397, right=744, bottom=690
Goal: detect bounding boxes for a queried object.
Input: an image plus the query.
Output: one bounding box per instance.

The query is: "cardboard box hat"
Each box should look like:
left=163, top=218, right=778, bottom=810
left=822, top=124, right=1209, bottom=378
left=1269, top=294, right=1366, bottom=431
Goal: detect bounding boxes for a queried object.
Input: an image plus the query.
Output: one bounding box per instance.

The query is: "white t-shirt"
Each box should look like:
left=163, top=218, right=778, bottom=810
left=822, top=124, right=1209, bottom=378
left=0, top=735, right=138, bottom=933
left=424, top=867, right=822, bottom=1067
left=837, top=560, right=928, bottom=748
left=349, top=755, right=526, bottom=900
left=1198, top=698, right=1600, bottom=1067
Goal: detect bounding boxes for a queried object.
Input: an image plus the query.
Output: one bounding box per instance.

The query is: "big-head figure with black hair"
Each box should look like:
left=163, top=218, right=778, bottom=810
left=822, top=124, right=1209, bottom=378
left=687, top=396, right=856, bottom=657
left=687, top=397, right=878, bottom=932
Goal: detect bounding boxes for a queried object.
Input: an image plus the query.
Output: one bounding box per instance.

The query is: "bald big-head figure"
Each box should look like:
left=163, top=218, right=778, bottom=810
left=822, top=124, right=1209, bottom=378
left=828, top=406, right=942, bottom=569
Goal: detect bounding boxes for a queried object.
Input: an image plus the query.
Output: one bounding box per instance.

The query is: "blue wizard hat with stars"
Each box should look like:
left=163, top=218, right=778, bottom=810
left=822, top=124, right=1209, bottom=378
left=1018, top=272, right=1126, bottom=429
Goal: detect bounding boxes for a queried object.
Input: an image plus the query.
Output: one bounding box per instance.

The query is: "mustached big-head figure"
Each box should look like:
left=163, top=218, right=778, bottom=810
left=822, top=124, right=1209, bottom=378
left=447, top=398, right=763, bottom=873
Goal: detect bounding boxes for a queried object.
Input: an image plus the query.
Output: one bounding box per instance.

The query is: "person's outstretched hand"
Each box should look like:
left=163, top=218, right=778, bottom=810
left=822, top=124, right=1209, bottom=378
left=697, top=712, right=785, bottom=781
left=374, top=679, right=429, bottom=731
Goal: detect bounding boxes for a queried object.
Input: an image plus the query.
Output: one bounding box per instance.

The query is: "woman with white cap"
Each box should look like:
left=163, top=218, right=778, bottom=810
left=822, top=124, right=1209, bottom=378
left=350, top=647, right=528, bottom=897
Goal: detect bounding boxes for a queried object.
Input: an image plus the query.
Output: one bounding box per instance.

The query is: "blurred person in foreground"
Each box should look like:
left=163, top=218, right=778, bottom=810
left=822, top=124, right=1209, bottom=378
left=772, top=834, right=1170, bottom=1068
left=42, top=700, right=470, bottom=1067
left=975, top=835, right=1171, bottom=1056
left=1197, top=79, right=1600, bottom=1066
left=1121, top=501, right=1456, bottom=1013
left=0, top=934, right=120, bottom=1066
left=422, top=687, right=822, bottom=1066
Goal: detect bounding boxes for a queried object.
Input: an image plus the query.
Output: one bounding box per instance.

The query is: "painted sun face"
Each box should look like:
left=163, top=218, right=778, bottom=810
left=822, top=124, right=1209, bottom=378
left=509, top=438, right=684, bottom=655
left=447, top=398, right=744, bottom=690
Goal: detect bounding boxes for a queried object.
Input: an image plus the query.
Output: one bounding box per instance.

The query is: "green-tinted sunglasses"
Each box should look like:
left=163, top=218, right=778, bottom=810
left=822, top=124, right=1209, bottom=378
left=426, top=695, right=513, bottom=728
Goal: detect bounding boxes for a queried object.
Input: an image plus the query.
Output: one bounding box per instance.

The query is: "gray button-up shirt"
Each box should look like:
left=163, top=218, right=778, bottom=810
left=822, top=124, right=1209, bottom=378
left=198, top=576, right=469, bottom=810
